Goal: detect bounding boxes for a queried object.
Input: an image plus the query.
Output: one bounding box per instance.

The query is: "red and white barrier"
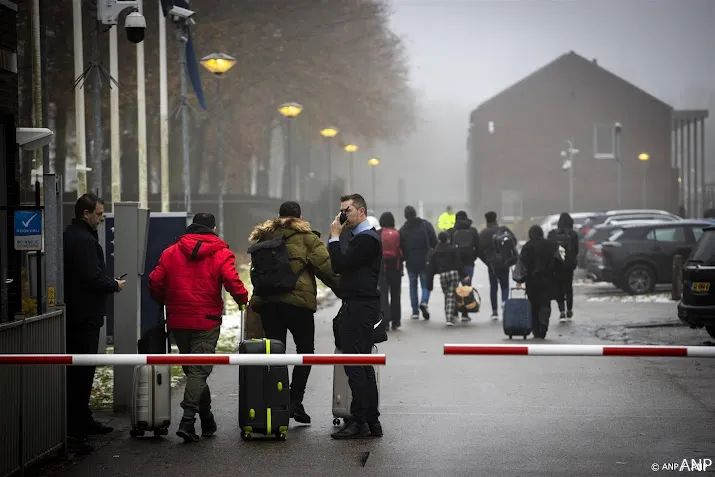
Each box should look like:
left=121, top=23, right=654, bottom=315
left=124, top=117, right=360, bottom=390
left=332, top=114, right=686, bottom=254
left=444, top=344, right=715, bottom=358
left=0, top=353, right=386, bottom=366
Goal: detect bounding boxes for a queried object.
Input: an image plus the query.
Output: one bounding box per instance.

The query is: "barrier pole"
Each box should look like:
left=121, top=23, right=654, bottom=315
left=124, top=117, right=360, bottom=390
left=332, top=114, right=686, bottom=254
left=0, top=353, right=387, bottom=366
left=443, top=344, right=715, bottom=358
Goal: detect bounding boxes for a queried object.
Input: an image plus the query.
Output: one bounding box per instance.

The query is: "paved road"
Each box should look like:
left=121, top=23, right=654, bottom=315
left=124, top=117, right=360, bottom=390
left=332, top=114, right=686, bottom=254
left=43, top=264, right=715, bottom=477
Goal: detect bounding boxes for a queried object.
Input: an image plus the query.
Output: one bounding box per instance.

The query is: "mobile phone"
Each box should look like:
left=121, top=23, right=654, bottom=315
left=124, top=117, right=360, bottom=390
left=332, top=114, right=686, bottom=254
left=339, top=211, right=348, bottom=225
left=117, top=273, right=127, bottom=280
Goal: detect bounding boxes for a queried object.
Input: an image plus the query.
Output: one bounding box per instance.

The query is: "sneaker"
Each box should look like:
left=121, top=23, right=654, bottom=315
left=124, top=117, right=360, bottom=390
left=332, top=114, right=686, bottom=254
left=566, top=310, right=574, bottom=320
left=85, top=420, right=114, bottom=435
left=176, top=417, right=200, bottom=442
left=559, top=312, right=566, bottom=324
left=461, top=314, right=471, bottom=322
left=200, top=412, right=217, bottom=437
left=368, top=421, right=383, bottom=437
left=491, top=310, right=499, bottom=321
left=391, top=322, right=401, bottom=331
left=419, top=303, right=430, bottom=320
left=290, top=401, right=311, bottom=424
left=411, top=313, right=420, bottom=320
left=331, top=420, right=370, bottom=439
left=445, top=321, right=455, bottom=327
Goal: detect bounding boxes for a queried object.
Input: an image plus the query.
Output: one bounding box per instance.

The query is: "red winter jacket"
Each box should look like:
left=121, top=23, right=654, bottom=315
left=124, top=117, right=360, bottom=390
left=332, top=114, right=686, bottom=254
left=148, top=224, right=249, bottom=331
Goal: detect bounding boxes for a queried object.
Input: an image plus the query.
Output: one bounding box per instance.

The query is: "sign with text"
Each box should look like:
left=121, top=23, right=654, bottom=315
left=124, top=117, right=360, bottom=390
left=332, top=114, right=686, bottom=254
left=14, top=210, right=42, bottom=251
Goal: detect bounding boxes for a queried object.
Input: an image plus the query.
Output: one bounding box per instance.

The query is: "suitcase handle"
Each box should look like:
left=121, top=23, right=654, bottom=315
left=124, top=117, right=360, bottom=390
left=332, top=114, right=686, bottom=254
left=510, top=286, right=527, bottom=298
left=239, top=304, right=246, bottom=343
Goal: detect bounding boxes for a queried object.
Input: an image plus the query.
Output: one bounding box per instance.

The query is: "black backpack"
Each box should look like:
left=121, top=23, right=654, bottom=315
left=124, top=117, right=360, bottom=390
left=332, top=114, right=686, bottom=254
left=550, top=229, right=575, bottom=267
left=247, top=233, right=307, bottom=297
left=452, top=228, right=475, bottom=262
left=492, top=228, right=518, bottom=268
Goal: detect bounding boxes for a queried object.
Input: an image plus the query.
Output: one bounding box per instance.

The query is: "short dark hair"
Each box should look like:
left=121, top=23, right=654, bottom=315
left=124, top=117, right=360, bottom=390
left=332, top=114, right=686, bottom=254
left=279, top=201, right=301, bottom=218
left=74, top=193, right=104, bottom=219
left=438, top=231, right=449, bottom=243
left=340, top=193, right=367, bottom=212
left=485, top=211, right=497, bottom=223
left=456, top=210, right=468, bottom=221
left=193, top=212, right=216, bottom=229
left=379, top=211, right=395, bottom=228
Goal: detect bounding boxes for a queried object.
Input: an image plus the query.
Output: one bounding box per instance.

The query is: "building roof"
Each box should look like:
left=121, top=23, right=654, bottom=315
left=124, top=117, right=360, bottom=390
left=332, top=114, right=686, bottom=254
left=471, top=51, right=672, bottom=115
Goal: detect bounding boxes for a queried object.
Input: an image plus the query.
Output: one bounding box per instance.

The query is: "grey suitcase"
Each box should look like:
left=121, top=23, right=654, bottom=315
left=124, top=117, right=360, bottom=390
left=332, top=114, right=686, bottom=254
left=332, top=345, right=380, bottom=426
left=130, top=364, right=172, bottom=437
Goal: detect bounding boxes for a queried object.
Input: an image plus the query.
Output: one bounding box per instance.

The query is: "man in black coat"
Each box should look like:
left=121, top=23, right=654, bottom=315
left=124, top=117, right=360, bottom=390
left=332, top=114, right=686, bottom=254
left=447, top=211, right=480, bottom=321
left=328, top=193, right=383, bottom=439
left=64, top=193, right=125, bottom=449
left=547, top=212, right=580, bottom=322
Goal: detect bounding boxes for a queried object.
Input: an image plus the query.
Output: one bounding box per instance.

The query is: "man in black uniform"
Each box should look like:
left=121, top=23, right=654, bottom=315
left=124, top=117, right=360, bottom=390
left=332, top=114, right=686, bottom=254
left=328, top=193, right=383, bottom=439
left=64, top=194, right=125, bottom=449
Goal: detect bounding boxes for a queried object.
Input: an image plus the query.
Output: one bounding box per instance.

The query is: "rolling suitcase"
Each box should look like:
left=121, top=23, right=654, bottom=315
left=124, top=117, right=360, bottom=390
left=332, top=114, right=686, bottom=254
left=237, top=308, right=290, bottom=441
left=130, top=305, right=172, bottom=438
left=332, top=345, right=380, bottom=426
left=502, top=287, right=533, bottom=340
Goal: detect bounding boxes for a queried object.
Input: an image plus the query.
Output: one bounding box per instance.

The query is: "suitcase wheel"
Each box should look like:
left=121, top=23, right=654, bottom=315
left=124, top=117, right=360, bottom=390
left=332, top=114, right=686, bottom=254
left=276, top=431, right=287, bottom=441
left=523, top=335, right=528, bottom=340
left=153, top=428, right=168, bottom=437
left=240, top=431, right=252, bottom=441
left=508, top=334, right=513, bottom=339
left=332, top=418, right=341, bottom=426
left=130, top=429, right=145, bottom=438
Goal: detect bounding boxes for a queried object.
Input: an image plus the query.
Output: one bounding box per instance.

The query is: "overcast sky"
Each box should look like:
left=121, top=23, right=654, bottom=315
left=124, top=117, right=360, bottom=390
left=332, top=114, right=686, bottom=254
left=362, top=0, right=715, bottom=214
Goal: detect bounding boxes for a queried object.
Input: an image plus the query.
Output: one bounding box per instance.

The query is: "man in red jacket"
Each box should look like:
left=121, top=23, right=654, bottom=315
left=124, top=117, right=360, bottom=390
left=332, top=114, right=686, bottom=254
left=148, top=212, right=249, bottom=442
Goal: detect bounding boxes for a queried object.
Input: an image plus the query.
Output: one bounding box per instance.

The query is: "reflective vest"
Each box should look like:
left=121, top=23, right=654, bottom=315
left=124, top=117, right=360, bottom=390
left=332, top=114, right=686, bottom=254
left=437, top=212, right=456, bottom=231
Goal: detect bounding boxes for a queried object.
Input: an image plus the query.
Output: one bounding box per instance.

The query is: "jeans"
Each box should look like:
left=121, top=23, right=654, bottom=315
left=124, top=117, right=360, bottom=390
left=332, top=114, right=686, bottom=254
left=463, top=264, right=475, bottom=284
left=408, top=266, right=430, bottom=314
left=259, top=302, right=315, bottom=404
left=488, top=265, right=510, bottom=312
left=172, top=326, right=221, bottom=420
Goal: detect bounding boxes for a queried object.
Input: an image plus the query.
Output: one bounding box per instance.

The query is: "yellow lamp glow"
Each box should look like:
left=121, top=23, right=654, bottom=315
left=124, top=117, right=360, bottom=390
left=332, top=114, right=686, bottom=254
left=278, top=102, right=303, bottom=118
left=639, top=153, right=649, bottom=162
left=200, top=53, right=237, bottom=75
left=344, top=144, right=358, bottom=153
left=368, top=157, right=380, bottom=166
left=320, top=127, right=339, bottom=138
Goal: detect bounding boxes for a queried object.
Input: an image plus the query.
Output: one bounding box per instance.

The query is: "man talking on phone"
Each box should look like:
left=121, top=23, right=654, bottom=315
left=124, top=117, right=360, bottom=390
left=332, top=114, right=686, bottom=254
left=327, top=193, right=383, bottom=439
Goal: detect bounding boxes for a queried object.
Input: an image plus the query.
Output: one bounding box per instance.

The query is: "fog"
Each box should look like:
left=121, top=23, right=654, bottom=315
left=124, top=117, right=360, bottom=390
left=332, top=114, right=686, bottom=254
left=364, top=0, right=715, bottom=212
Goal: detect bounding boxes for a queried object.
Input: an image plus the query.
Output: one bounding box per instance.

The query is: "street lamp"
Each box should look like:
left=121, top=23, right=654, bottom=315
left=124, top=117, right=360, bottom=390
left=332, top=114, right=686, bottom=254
left=278, top=102, right=303, bottom=199
left=368, top=157, right=380, bottom=208
left=639, top=152, right=650, bottom=207
left=560, top=140, right=579, bottom=212
left=320, top=126, right=339, bottom=215
left=344, top=143, right=358, bottom=192
left=201, top=52, right=236, bottom=240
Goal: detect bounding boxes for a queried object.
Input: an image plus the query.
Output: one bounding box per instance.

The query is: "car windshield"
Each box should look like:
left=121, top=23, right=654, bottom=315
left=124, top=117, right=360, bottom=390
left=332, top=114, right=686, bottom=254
left=689, top=230, right=715, bottom=265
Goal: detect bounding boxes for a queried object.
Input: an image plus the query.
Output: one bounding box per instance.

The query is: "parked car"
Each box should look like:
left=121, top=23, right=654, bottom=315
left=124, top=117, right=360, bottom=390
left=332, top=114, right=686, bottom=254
left=582, top=220, right=667, bottom=275
left=577, top=209, right=683, bottom=268
left=539, top=212, right=597, bottom=235
left=677, top=225, right=715, bottom=339
left=588, top=220, right=711, bottom=295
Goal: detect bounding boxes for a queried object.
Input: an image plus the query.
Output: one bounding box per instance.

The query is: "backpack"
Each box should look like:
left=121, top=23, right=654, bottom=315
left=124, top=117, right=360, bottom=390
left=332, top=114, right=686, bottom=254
left=246, top=233, right=306, bottom=297
left=455, top=285, right=481, bottom=314
left=451, top=228, right=475, bottom=261
left=380, top=228, right=401, bottom=261
left=549, top=229, right=575, bottom=267
left=492, top=228, right=518, bottom=268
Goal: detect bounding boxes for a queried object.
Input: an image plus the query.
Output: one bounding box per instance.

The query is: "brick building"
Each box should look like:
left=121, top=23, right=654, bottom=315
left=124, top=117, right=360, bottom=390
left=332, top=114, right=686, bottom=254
left=467, top=51, right=707, bottom=221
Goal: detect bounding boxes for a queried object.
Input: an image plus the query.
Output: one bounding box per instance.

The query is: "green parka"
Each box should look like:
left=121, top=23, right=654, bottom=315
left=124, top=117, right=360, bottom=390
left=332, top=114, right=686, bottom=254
left=248, top=217, right=339, bottom=312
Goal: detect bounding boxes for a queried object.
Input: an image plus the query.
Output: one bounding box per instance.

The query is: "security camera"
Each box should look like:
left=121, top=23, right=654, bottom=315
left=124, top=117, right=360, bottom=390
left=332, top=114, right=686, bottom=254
left=169, top=6, right=195, bottom=20
left=125, top=10, right=146, bottom=44
left=614, top=122, right=622, bottom=134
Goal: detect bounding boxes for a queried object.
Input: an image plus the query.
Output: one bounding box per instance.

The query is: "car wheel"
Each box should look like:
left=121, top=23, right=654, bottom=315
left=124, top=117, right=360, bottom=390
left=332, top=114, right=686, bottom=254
left=706, top=326, right=715, bottom=340
left=624, top=264, right=656, bottom=295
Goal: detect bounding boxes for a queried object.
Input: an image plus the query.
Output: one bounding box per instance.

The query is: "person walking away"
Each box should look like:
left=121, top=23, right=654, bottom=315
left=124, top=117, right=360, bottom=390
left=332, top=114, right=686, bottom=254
left=377, top=212, right=403, bottom=331
left=399, top=205, right=438, bottom=320
left=518, top=225, right=563, bottom=339
left=547, top=212, right=579, bottom=323
left=448, top=210, right=480, bottom=321
left=427, top=232, right=468, bottom=326
left=328, top=193, right=383, bottom=439
left=247, top=201, right=339, bottom=424
left=148, top=212, right=249, bottom=442
left=63, top=193, right=126, bottom=451
left=478, top=211, right=518, bottom=319
left=437, top=205, right=456, bottom=232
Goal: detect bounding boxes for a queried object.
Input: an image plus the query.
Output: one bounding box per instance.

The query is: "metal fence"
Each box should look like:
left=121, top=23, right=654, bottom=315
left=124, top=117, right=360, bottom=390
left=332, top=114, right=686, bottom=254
left=0, top=310, right=66, bottom=477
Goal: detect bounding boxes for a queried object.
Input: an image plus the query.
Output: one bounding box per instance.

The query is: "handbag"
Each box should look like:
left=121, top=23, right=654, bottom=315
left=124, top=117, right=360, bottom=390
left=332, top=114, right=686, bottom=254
left=513, top=256, right=527, bottom=283
left=455, top=285, right=481, bottom=314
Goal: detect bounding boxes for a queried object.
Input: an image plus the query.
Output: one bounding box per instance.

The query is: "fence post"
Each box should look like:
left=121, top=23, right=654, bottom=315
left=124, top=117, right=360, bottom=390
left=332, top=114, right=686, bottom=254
left=671, top=254, right=683, bottom=300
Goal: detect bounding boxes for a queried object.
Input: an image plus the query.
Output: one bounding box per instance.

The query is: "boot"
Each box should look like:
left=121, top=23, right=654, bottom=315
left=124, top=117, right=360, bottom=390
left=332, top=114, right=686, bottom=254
left=290, top=401, right=311, bottom=424
left=330, top=420, right=370, bottom=439
left=176, top=417, right=200, bottom=442
left=200, top=412, right=217, bottom=437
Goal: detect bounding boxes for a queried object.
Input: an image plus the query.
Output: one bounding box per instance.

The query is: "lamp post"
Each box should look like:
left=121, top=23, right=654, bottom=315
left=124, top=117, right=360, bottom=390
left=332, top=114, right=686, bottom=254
left=368, top=157, right=380, bottom=208
left=614, top=122, right=623, bottom=208
left=639, top=152, right=650, bottom=208
left=560, top=140, right=579, bottom=212
left=344, top=143, right=358, bottom=192
left=278, top=102, right=303, bottom=199
left=200, top=53, right=237, bottom=240
left=320, top=126, right=339, bottom=213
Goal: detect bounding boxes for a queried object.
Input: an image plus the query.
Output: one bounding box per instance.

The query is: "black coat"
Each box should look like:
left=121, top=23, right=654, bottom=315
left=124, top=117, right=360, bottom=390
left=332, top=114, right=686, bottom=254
left=518, top=237, right=561, bottom=300
left=426, top=243, right=465, bottom=291
left=63, top=219, right=118, bottom=326
left=447, top=219, right=480, bottom=265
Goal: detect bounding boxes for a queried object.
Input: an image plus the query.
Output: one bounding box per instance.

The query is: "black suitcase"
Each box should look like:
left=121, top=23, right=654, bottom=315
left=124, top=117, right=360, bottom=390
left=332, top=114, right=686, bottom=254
left=238, top=326, right=290, bottom=440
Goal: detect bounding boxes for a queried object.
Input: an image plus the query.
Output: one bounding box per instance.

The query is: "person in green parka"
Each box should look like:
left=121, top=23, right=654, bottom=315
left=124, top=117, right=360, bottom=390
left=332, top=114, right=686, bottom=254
left=248, top=201, right=339, bottom=424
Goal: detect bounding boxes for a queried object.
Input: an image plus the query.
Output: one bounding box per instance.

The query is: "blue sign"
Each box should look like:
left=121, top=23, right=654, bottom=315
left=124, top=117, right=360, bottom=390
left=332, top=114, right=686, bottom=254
left=14, top=210, right=43, bottom=251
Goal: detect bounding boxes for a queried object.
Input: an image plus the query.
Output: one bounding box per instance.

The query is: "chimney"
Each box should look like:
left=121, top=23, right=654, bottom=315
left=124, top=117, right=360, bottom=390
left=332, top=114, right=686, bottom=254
left=592, top=58, right=598, bottom=65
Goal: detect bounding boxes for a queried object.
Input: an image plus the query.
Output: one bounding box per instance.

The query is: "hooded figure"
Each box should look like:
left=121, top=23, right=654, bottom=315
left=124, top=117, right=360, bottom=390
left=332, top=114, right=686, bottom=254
left=518, top=225, right=562, bottom=339
left=547, top=212, right=579, bottom=321
left=399, top=205, right=438, bottom=319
